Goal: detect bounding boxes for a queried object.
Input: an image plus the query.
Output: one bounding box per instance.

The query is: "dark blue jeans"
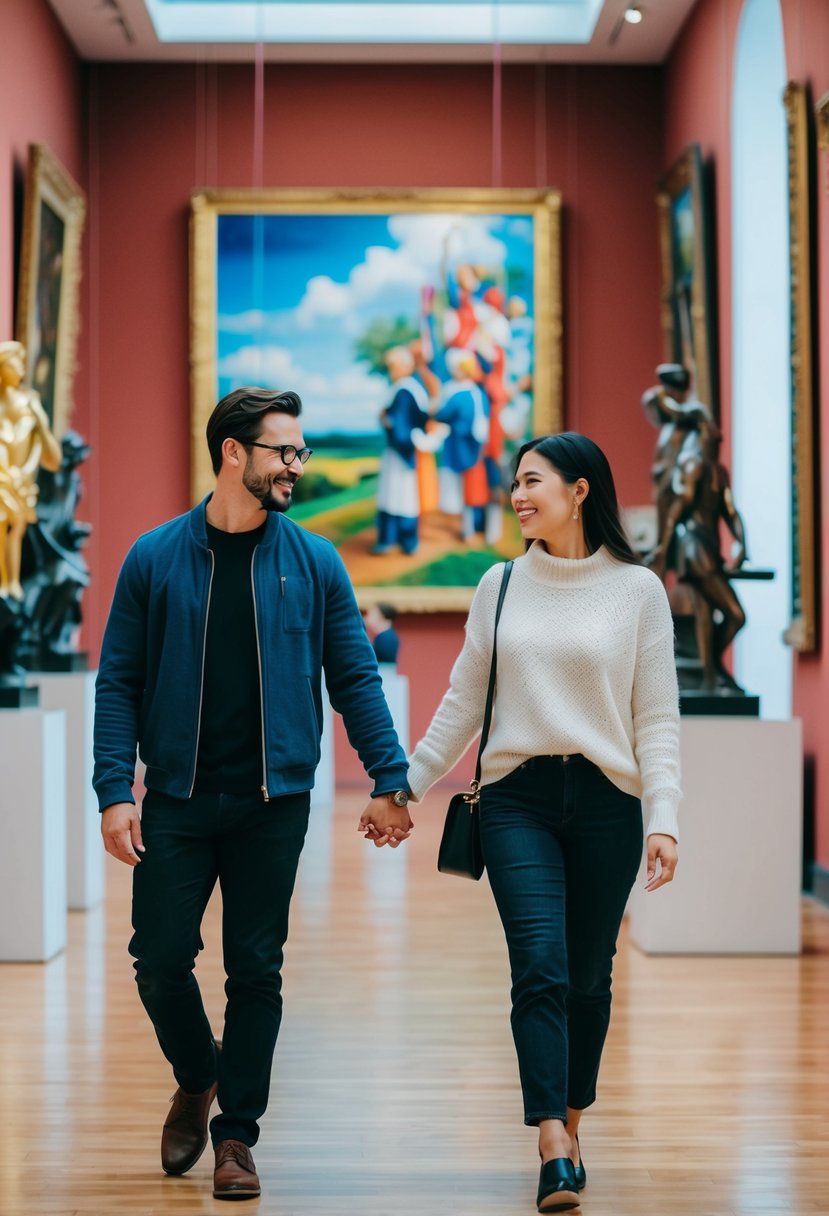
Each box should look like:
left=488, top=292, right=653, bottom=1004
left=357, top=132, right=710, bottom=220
left=479, top=755, right=643, bottom=1126
left=130, top=788, right=310, bottom=1147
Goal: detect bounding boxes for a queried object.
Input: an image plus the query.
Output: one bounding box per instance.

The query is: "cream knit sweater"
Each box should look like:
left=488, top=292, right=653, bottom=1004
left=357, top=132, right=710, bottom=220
left=407, top=541, right=682, bottom=840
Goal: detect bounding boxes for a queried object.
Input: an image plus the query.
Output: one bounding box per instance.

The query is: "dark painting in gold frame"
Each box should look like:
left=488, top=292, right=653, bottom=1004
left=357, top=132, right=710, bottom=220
left=15, top=143, right=86, bottom=438
left=657, top=144, right=719, bottom=420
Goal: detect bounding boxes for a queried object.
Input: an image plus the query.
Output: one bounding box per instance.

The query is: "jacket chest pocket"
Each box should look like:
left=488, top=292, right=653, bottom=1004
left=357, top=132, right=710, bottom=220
left=281, top=575, right=313, bottom=632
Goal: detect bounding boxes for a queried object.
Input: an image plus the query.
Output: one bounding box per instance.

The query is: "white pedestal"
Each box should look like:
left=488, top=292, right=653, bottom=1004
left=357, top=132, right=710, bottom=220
left=629, top=717, right=802, bottom=955
left=0, top=708, right=67, bottom=961
left=29, top=671, right=103, bottom=910
left=379, top=667, right=409, bottom=755
left=310, top=690, right=334, bottom=810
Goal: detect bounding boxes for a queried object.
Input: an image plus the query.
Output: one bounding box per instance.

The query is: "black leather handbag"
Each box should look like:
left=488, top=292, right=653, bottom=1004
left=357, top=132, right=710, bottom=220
left=437, top=560, right=513, bottom=880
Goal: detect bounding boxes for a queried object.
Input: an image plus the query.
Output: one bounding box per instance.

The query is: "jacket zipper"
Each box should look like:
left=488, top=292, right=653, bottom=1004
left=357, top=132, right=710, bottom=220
left=188, top=549, right=215, bottom=798
left=251, top=547, right=269, bottom=801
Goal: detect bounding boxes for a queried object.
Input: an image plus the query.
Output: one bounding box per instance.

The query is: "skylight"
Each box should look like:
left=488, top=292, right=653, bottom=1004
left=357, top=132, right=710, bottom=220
left=144, top=0, right=605, bottom=45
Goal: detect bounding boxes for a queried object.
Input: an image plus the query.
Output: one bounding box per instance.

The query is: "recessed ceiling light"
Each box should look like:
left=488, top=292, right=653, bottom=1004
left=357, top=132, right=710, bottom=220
left=624, top=5, right=644, bottom=23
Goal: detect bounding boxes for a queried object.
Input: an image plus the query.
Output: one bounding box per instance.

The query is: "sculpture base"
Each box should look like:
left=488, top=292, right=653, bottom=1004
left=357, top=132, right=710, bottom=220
left=679, top=689, right=759, bottom=716
left=36, top=651, right=89, bottom=673
left=0, top=707, right=67, bottom=961
left=0, top=682, right=39, bottom=709
left=629, top=718, right=802, bottom=954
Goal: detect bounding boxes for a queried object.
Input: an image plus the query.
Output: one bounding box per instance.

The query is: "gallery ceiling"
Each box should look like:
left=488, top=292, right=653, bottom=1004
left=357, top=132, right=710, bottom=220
left=47, top=0, right=701, bottom=64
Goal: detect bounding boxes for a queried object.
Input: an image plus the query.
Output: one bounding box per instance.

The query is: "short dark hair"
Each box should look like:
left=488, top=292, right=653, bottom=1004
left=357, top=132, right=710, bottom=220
left=514, top=432, right=640, bottom=566
left=206, top=387, right=302, bottom=475
left=376, top=602, right=397, bottom=624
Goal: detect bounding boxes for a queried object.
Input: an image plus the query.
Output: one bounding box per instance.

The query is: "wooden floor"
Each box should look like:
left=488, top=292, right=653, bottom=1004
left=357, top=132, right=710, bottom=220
left=1, top=790, right=829, bottom=1216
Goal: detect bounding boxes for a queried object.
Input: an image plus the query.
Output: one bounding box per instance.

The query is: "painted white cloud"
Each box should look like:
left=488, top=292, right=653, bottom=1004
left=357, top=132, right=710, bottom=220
left=217, top=343, right=387, bottom=433
left=293, top=275, right=352, bottom=327
left=290, top=213, right=510, bottom=333
left=387, top=213, right=509, bottom=274
left=294, top=244, right=425, bottom=332
left=218, top=309, right=295, bottom=338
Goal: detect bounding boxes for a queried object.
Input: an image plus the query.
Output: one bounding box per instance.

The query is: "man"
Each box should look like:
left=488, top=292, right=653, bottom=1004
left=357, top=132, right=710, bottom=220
left=433, top=348, right=490, bottom=543
left=94, top=387, right=412, bottom=1200
left=363, top=601, right=400, bottom=666
left=372, top=346, right=430, bottom=555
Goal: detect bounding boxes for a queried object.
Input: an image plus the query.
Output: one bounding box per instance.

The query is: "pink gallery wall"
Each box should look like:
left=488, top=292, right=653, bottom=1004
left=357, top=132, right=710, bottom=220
left=0, top=0, right=86, bottom=338
left=87, top=59, right=666, bottom=782
left=86, top=59, right=661, bottom=778
left=1, top=0, right=94, bottom=637
left=664, top=0, right=829, bottom=873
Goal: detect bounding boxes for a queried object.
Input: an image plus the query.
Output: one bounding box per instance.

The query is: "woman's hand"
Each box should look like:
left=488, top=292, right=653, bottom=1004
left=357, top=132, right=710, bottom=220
left=645, top=833, right=678, bottom=892
left=358, top=797, right=413, bottom=848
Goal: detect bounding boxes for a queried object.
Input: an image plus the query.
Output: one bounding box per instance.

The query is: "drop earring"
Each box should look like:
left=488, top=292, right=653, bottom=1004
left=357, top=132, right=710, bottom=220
left=572, top=502, right=580, bottom=521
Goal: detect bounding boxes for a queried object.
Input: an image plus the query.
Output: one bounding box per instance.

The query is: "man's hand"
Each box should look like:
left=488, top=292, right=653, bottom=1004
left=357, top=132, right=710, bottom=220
left=101, top=801, right=145, bottom=866
left=645, top=833, right=678, bottom=892
left=358, top=796, right=413, bottom=849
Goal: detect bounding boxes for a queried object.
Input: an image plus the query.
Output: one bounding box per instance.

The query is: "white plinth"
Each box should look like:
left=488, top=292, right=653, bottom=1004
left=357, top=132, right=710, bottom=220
left=310, top=690, right=334, bottom=809
left=29, top=671, right=103, bottom=910
left=0, top=708, right=67, bottom=961
left=379, top=667, right=409, bottom=755
left=629, top=717, right=802, bottom=955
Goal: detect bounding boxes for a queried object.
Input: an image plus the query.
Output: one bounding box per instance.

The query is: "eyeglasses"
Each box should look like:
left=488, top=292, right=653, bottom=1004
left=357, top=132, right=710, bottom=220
left=243, top=442, right=313, bottom=465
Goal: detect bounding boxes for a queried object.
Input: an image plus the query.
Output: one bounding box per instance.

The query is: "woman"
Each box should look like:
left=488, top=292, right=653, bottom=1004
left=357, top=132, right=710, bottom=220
left=406, top=433, right=680, bottom=1212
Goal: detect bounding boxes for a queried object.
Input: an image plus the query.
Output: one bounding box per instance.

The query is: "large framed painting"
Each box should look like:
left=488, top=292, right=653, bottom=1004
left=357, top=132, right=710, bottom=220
left=657, top=145, right=719, bottom=420
left=190, top=188, right=562, bottom=610
left=782, top=83, right=818, bottom=652
left=15, top=143, right=86, bottom=438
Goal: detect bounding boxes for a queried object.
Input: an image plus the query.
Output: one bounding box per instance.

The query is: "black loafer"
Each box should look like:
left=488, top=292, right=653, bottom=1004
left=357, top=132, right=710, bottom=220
left=573, top=1137, right=586, bottom=1191
left=536, top=1157, right=580, bottom=1212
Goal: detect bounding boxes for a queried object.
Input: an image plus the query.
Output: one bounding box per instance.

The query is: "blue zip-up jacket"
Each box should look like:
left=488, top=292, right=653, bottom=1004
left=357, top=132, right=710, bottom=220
left=93, top=498, right=409, bottom=811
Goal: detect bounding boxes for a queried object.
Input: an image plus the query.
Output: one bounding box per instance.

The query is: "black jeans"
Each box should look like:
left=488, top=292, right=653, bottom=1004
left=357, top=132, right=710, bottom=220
left=479, top=755, right=643, bottom=1126
left=130, top=788, right=310, bottom=1147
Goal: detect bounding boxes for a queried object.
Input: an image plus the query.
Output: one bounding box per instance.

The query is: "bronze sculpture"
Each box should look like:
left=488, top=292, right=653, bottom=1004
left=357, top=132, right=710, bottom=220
left=642, top=364, right=757, bottom=699
left=0, top=342, right=91, bottom=699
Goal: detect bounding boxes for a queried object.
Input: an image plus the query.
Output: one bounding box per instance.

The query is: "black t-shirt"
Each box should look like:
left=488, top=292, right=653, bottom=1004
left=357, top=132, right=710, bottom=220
left=193, top=521, right=266, bottom=794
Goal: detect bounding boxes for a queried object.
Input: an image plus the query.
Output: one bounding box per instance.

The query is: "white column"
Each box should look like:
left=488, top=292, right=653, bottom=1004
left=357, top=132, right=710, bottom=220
left=629, top=717, right=802, bottom=954
left=0, top=708, right=67, bottom=961
left=379, top=667, right=409, bottom=755
left=731, top=0, right=791, bottom=717
left=29, top=671, right=104, bottom=910
left=310, top=684, right=334, bottom=810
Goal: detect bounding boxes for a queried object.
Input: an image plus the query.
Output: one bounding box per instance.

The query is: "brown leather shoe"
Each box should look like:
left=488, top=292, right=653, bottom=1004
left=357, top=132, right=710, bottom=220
left=161, top=1044, right=221, bottom=1176
left=213, top=1139, right=261, bottom=1200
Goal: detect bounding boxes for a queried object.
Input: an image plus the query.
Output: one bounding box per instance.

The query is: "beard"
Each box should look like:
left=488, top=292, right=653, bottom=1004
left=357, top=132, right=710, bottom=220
left=242, top=458, right=295, bottom=513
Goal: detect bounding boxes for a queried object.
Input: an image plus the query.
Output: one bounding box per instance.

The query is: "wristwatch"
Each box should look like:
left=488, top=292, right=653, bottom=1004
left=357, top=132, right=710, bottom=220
left=386, top=789, right=410, bottom=807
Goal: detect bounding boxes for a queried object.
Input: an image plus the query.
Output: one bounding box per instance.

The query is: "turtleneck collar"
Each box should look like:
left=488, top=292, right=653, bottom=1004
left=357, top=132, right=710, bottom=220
left=522, top=540, right=621, bottom=586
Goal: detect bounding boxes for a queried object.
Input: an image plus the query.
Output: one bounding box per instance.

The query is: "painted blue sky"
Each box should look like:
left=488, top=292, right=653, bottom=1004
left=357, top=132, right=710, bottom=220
left=216, top=211, right=535, bottom=435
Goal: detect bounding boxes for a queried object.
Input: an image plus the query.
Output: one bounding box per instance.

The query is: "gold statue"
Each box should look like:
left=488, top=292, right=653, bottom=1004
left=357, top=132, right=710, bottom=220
left=0, top=341, right=62, bottom=600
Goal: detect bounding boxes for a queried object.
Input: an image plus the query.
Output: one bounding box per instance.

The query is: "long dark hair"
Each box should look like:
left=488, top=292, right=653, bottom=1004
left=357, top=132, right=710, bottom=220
left=514, top=432, right=639, bottom=565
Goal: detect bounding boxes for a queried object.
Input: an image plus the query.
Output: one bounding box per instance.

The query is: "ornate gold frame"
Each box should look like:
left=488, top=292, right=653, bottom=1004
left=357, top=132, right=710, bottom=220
left=15, top=143, right=86, bottom=438
left=657, top=145, right=718, bottom=418
left=190, top=188, right=562, bottom=612
left=816, top=90, right=829, bottom=164
left=782, top=83, right=817, bottom=652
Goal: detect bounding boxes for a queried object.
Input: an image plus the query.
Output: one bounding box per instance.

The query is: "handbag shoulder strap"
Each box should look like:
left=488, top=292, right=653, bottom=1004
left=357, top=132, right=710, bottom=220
left=472, top=559, right=513, bottom=788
